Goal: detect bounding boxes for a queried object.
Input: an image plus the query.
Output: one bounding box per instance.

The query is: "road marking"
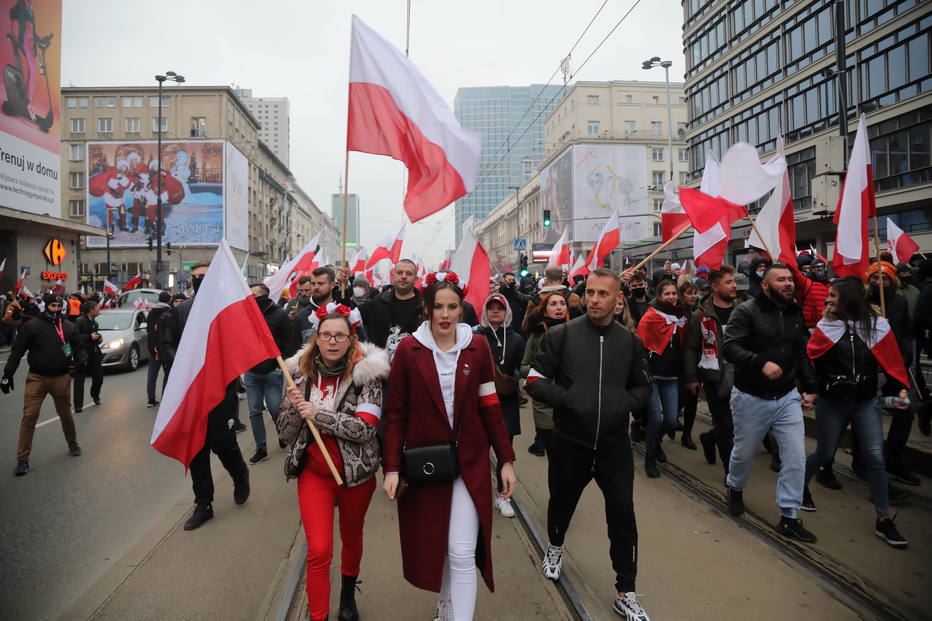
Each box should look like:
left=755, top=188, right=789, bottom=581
left=35, top=402, right=96, bottom=428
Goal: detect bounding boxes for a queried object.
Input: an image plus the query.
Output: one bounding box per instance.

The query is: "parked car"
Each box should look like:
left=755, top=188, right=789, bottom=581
left=118, top=288, right=161, bottom=309
left=96, top=309, right=149, bottom=371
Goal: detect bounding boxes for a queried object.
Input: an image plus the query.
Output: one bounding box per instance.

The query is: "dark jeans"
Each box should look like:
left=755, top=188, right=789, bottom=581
left=146, top=354, right=165, bottom=402
left=190, top=383, right=248, bottom=506
left=73, top=358, right=103, bottom=410
left=702, top=379, right=733, bottom=474
left=547, top=433, right=638, bottom=593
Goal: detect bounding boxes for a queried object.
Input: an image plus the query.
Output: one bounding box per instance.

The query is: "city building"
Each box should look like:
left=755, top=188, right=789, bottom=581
left=330, top=193, right=360, bottom=248
left=680, top=0, right=931, bottom=264
left=234, top=88, right=291, bottom=167
left=453, top=84, right=564, bottom=242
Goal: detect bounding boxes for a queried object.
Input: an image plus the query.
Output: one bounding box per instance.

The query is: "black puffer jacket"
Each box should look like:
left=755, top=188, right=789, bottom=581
left=526, top=315, right=651, bottom=449
left=251, top=297, right=297, bottom=374
left=722, top=291, right=817, bottom=399
left=74, top=314, right=102, bottom=362
left=4, top=314, right=85, bottom=377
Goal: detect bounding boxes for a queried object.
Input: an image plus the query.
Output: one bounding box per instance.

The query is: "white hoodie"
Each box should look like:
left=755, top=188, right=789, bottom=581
left=412, top=321, right=474, bottom=428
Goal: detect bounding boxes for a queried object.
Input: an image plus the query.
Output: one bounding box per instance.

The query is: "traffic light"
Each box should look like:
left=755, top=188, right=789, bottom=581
left=519, top=254, right=529, bottom=277
left=543, top=209, right=552, bottom=227
left=147, top=237, right=153, bottom=251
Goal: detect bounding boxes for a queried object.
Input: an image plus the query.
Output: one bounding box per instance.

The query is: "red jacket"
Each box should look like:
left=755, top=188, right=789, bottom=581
left=383, top=333, right=516, bottom=593
left=791, top=265, right=830, bottom=329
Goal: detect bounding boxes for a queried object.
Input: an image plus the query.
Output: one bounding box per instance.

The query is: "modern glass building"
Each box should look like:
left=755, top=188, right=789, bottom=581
left=682, top=0, right=931, bottom=257
left=453, top=84, right=564, bottom=242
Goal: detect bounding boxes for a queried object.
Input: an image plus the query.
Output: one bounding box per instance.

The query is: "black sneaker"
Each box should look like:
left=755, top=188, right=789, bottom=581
left=801, top=487, right=816, bottom=512
left=184, top=504, right=214, bottom=531
left=875, top=514, right=908, bottom=548
left=727, top=487, right=744, bottom=516
left=699, top=432, right=716, bottom=465
left=527, top=441, right=545, bottom=457
left=815, top=467, right=842, bottom=490
left=886, top=467, right=921, bottom=487
left=233, top=422, right=247, bottom=433
left=68, top=442, right=82, bottom=457
left=13, top=460, right=29, bottom=476
left=248, top=447, right=268, bottom=465
left=775, top=516, right=817, bottom=543
left=644, top=457, right=660, bottom=479
left=146, top=399, right=159, bottom=407
left=74, top=407, right=83, bottom=413
left=93, top=399, right=101, bottom=406
left=233, top=470, right=250, bottom=506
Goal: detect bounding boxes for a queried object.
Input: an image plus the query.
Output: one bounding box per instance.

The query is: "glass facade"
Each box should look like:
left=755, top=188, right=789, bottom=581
left=453, top=84, right=563, bottom=242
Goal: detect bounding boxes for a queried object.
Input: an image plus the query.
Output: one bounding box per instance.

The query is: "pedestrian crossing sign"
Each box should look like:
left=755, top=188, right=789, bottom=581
left=514, top=238, right=527, bottom=251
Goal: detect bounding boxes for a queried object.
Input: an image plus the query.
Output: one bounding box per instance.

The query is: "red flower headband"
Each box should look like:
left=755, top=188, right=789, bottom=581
left=424, top=271, right=460, bottom=287
left=314, top=303, right=356, bottom=333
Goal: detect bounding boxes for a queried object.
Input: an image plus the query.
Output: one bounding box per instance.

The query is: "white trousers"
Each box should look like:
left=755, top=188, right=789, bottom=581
left=439, top=476, right=479, bottom=621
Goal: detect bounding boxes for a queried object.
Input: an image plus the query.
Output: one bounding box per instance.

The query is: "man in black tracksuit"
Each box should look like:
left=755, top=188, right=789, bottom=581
left=527, top=268, right=652, bottom=620
left=160, top=261, right=249, bottom=531
left=73, top=300, right=104, bottom=412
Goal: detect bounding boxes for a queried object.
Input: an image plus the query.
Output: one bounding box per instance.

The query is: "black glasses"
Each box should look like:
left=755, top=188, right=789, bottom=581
left=317, top=332, right=350, bottom=343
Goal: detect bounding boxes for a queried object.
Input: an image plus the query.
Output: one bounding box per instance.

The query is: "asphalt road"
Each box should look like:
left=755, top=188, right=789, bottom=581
left=0, top=359, right=199, bottom=620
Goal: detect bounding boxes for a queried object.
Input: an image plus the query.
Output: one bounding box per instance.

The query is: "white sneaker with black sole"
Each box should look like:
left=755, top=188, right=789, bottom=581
left=495, top=496, right=515, bottom=518
left=541, top=544, right=563, bottom=580
left=613, top=592, right=650, bottom=621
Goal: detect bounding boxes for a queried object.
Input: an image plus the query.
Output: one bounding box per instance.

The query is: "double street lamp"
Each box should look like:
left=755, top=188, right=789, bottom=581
left=642, top=57, right=675, bottom=182
left=154, top=71, right=185, bottom=286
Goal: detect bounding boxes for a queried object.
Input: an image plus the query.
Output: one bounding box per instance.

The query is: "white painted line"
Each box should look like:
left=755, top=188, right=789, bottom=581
left=34, top=402, right=96, bottom=428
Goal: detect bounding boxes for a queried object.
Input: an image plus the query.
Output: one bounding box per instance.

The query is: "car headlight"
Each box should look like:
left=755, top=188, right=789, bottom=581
left=104, top=338, right=125, bottom=350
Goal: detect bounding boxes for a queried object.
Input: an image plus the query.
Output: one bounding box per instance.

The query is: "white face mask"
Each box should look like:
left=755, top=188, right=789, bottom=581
left=353, top=287, right=366, bottom=298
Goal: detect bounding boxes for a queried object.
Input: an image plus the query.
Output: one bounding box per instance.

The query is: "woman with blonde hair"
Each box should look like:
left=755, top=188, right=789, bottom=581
left=521, top=292, right=569, bottom=456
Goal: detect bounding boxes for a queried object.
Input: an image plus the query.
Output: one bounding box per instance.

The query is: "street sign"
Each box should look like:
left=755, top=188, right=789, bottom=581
left=514, top=238, right=527, bottom=251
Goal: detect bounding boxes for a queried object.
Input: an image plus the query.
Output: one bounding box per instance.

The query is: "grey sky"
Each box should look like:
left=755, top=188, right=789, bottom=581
left=61, top=0, right=684, bottom=266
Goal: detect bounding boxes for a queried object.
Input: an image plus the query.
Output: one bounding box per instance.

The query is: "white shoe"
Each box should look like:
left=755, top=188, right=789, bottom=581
left=496, top=496, right=515, bottom=518
left=613, top=592, right=650, bottom=621
left=541, top=543, right=563, bottom=580
left=433, top=599, right=453, bottom=621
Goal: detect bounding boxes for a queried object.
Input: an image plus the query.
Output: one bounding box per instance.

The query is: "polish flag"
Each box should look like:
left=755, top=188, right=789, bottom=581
left=151, top=240, right=281, bottom=467
left=886, top=218, right=920, bottom=264
left=585, top=211, right=620, bottom=271
left=0, top=257, right=5, bottom=280
left=124, top=273, right=143, bottom=291
left=690, top=151, right=728, bottom=268
left=265, top=232, right=321, bottom=297
left=350, top=247, right=368, bottom=275
left=450, top=216, right=490, bottom=311
left=52, top=280, right=64, bottom=295
left=660, top=181, right=689, bottom=242
left=13, top=268, right=26, bottom=294
left=808, top=317, right=908, bottom=387
left=347, top=16, right=480, bottom=222
left=636, top=307, right=687, bottom=355
left=748, top=136, right=797, bottom=268
left=366, top=222, right=406, bottom=269
left=21, top=284, right=32, bottom=298
left=103, top=279, right=120, bottom=297
left=547, top=228, right=571, bottom=268
left=439, top=250, right=453, bottom=272
left=833, top=115, right=876, bottom=278
left=569, top=252, right=589, bottom=280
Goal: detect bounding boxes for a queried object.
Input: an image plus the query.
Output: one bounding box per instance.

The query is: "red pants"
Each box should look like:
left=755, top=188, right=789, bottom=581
left=297, top=469, right=376, bottom=620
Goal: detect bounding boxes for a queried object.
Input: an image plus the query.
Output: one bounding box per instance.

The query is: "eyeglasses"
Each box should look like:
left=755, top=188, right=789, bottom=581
left=317, top=332, right=350, bottom=343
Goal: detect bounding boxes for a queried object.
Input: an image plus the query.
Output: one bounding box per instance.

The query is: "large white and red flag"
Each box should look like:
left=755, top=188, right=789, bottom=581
left=151, top=240, right=281, bottom=467
left=808, top=317, right=908, bottom=387
left=886, top=218, right=920, bottom=264
left=124, top=273, right=142, bottom=291
left=265, top=232, right=321, bottom=297
left=568, top=253, right=589, bottom=280
left=103, top=279, right=120, bottom=297
left=450, top=216, right=490, bottom=311
left=347, top=15, right=480, bottom=222
left=366, top=221, right=406, bottom=269
left=547, top=228, right=571, bottom=268
left=660, top=181, right=689, bottom=242
left=350, top=247, right=368, bottom=275
left=748, top=136, right=797, bottom=267
left=0, top=258, right=5, bottom=280
left=13, top=268, right=26, bottom=294
left=833, top=115, right=876, bottom=278
left=585, top=211, right=620, bottom=271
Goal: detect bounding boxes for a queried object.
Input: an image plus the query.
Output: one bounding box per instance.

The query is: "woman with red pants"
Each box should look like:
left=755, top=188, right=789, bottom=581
left=278, top=307, right=389, bottom=621
left=382, top=272, right=517, bottom=621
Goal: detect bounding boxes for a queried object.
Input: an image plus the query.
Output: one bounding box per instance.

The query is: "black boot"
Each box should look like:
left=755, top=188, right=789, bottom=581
left=338, top=574, right=360, bottom=621
left=645, top=454, right=660, bottom=479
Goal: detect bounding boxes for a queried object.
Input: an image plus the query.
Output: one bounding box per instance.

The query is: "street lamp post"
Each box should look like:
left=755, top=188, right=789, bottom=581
left=642, top=57, right=675, bottom=182
left=154, top=71, right=185, bottom=287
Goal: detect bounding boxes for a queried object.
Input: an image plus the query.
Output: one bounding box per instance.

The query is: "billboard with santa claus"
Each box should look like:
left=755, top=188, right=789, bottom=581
left=85, top=140, right=247, bottom=249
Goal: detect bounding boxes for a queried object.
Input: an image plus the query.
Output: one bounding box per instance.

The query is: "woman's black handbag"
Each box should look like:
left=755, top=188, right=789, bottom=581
left=402, top=410, right=463, bottom=485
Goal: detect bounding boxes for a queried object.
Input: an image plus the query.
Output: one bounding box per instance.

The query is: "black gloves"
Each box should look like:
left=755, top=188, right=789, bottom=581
left=0, top=375, right=13, bottom=394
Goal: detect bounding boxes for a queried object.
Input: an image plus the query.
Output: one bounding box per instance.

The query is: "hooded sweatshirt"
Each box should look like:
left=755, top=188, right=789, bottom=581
left=412, top=321, right=473, bottom=427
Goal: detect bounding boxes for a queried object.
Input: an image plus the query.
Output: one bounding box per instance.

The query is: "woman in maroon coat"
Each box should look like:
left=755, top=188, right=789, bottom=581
left=383, top=272, right=517, bottom=621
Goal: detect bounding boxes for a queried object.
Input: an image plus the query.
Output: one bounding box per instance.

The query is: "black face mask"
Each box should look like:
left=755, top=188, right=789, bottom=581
left=44, top=308, right=61, bottom=321
left=631, top=287, right=646, bottom=298
left=254, top=294, right=270, bottom=308
left=191, top=274, right=205, bottom=294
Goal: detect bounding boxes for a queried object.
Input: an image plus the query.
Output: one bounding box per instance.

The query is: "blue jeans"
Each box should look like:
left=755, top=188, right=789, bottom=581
left=646, top=378, right=679, bottom=455
left=243, top=369, right=284, bottom=450
left=806, top=398, right=889, bottom=515
left=146, top=355, right=163, bottom=402
left=726, top=388, right=805, bottom=518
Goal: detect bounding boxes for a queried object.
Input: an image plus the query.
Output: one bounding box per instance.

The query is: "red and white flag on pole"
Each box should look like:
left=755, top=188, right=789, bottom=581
left=103, top=279, right=120, bottom=297
left=124, top=273, right=142, bottom=291
left=52, top=280, right=64, bottom=295
left=748, top=136, right=797, bottom=267
left=450, top=216, right=490, bottom=311
left=366, top=222, right=406, bottom=269
left=13, top=268, right=26, bottom=294
left=347, top=15, right=480, bottom=222
left=350, top=247, right=368, bottom=275
left=0, top=257, right=5, bottom=280
left=151, top=240, right=281, bottom=467
left=660, top=181, right=689, bottom=242
left=21, top=284, right=32, bottom=298
left=265, top=232, right=321, bottom=298
left=439, top=249, right=453, bottom=272
left=833, top=115, right=876, bottom=278
left=547, top=228, right=571, bottom=268
left=569, top=253, right=589, bottom=280
left=808, top=317, right=908, bottom=387
left=886, top=218, right=920, bottom=264
left=585, top=211, right=620, bottom=271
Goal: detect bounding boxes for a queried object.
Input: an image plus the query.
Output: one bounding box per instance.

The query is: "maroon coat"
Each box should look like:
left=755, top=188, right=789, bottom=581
left=383, top=333, right=516, bottom=593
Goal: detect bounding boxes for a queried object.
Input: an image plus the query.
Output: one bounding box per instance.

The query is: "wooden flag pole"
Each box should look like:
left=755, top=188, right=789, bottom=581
left=747, top=217, right=776, bottom=261
left=276, top=355, right=344, bottom=486
left=872, top=213, right=886, bottom=317
left=340, top=149, right=351, bottom=300
left=629, top=224, right=693, bottom=273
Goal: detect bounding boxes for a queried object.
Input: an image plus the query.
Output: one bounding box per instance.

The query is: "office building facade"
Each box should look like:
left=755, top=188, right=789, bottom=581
left=235, top=88, right=291, bottom=167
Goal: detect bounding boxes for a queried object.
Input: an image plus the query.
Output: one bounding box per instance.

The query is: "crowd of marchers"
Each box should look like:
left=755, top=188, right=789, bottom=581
left=2, top=250, right=931, bottom=621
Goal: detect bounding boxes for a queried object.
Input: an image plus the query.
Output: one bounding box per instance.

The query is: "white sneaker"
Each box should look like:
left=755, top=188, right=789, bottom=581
left=496, top=496, right=516, bottom=518
left=541, top=544, right=563, bottom=580
left=613, top=592, right=650, bottom=621
left=432, top=599, right=453, bottom=621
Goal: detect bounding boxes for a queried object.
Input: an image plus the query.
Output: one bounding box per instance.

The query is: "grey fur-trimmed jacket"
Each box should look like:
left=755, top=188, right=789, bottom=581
left=276, top=341, right=390, bottom=487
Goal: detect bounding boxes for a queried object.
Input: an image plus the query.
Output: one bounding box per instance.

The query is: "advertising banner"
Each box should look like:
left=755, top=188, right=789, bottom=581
left=223, top=142, right=249, bottom=251
left=572, top=144, right=648, bottom=243
left=86, top=140, right=236, bottom=248
left=0, top=0, right=62, bottom=217
left=539, top=148, right=573, bottom=238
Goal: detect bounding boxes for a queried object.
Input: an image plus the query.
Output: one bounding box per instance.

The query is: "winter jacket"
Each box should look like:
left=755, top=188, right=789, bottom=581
left=250, top=297, right=298, bottom=374
left=722, top=291, right=818, bottom=399
left=526, top=314, right=651, bottom=449
left=498, top=283, right=530, bottom=333
left=747, top=257, right=770, bottom=298
left=277, top=341, right=389, bottom=487
left=790, top=264, right=830, bottom=330
left=682, top=296, right=734, bottom=385
left=896, top=281, right=920, bottom=323
left=358, top=288, right=424, bottom=350
left=73, top=314, right=102, bottom=362
left=159, top=297, right=195, bottom=370
left=145, top=303, right=171, bottom=356
left=520, top=313, right=567, bottom=431
left=474, top=294, right=526, bottom=436
left=4, top=314, right=85, bottom=378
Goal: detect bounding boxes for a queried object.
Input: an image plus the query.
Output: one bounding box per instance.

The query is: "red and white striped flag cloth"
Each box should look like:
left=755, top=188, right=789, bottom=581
left=103, top=279, right=120, bottom=297
left=748, top=136, right=797, bottom=267
left=886, top=218, right=920, bottom=264
left=124, top=273, right=143, bottom=291
left=450, top=216, right=490, bottom=311
left=833, top=115, right=876, bottom=278
left=350, top=247, right=368, bottom=275
left=265, top=232, right=321, bottom=298
left=568, top=252, right=589, bottom=281
left=807, top=317, right=908, bottom=387
left=0, top=257, right=5, bottom=280
left=660, top=181, right=690, bottom=242
left=52, top=280, right=64, bottom=295
left=439, top=249, right=453, bottom=272
left=13, top=267, right=26, bottom=294
left=347, top=15, right=480, bottom=222
left=151, top=240, right=281, bottom=467
left=20, top=284, right=33, bottom=298
left=366, top=222, right=406, bottom=269
left=547, top=228, right=571, bottom=269
left=585, top=211, right=620, bottom=271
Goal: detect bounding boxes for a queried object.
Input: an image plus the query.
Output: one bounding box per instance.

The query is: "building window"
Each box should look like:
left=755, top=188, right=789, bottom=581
left=679, top=148, right=689, bottom=162
left=869, top=110, right=932, bottom=193
left=651, top=95, right=660, bottom=104
left=677, top=122, right=688, bottom=135
left=651, top=121, right=662, bottom=135
left=125, top=117, right=140, bottom=133
left=66, top=96, right=88, bottom=108
left=678, top=96, right=686, bottom=104
left=652, top=147, right=664, bottom=161
left=652, top=171, right=666, bottom=186
left=94, top=96, right=115, bottom=108
left=191, top=117, right=206, bottom=137
left=121, top=96, right=143, bottom=107
left=149, top=96, right=171, bottom=107
left=679, top=172, right=689, bottom=186
left=587, top=95, right=599, bottom=104
left=153, top=117, right=168, bottom=133
left=69, top=143, right=84, bottom=161
left=624, top=120, right=636, bottom=134
left=69, top=199, right=85, bottom=217
left=653, top=198, right=664, bottom=211
left=653, top=222, right=663, bottom=237
left=625, top=95, right=633, bottom=103
left=71, top=118, right=85, bottom=133
left=97, top=118, right=112, bottom=133
left=587, top=120, right=601, bottom=137
left=69, top=171, right=84, bottom=189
